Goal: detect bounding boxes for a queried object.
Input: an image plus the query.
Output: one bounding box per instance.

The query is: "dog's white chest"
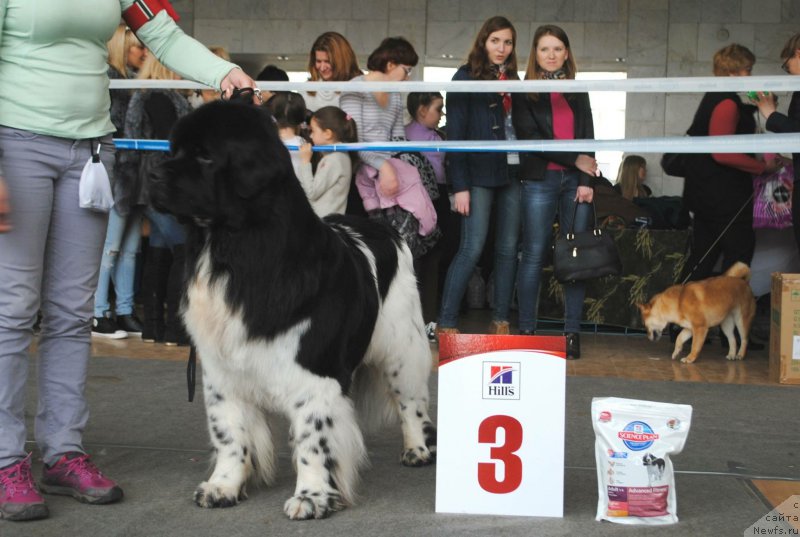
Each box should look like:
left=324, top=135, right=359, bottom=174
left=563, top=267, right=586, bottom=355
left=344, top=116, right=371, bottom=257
left=183, top=250, right=242, bottom=357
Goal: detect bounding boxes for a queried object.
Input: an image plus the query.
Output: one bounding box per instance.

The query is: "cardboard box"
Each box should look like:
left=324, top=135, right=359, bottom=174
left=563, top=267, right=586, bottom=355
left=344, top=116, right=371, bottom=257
left=769, top=273, right=800, bottom=384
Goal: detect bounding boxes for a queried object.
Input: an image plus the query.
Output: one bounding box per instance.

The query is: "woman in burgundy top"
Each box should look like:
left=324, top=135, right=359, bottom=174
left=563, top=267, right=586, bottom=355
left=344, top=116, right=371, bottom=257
left=512, top=24, right=598, bottom=359
left=680, top=44, right=780, bottom=283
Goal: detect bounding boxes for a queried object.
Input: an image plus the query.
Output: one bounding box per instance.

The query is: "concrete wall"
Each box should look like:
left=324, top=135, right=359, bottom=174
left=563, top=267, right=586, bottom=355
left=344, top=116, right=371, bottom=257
left=169, top=0, right=798, bottom=196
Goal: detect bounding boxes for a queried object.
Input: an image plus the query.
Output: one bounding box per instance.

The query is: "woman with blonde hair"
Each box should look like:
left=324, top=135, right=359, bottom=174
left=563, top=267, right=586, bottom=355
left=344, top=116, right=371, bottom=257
left=92, top=24, right=148, bottom=338
left=614, top=155, right=651, bottom=200
left=301, top=31, right=362, bottom=111
left=117, top=55, right=192, bottom=346
left=107, top=24, right=146, bottom=77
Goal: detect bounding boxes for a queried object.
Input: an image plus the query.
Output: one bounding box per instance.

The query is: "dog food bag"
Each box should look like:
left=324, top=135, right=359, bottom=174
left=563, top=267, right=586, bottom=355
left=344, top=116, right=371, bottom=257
left=592, top=397, right=693, bottom=525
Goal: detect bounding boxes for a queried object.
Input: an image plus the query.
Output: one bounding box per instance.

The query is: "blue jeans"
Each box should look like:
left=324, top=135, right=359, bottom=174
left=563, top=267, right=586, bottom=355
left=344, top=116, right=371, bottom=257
left=517, top=169, right=591, bottom=333
left=438, top=170, right=520, bottom=328
left=144, top=208, right=186, bottom=248
left=94, top=206, right=143, bottom=317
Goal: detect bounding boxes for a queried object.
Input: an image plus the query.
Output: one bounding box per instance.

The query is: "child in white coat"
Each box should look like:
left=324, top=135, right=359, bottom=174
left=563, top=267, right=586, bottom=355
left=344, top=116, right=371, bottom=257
left=298, top=106, right=358, bottom=216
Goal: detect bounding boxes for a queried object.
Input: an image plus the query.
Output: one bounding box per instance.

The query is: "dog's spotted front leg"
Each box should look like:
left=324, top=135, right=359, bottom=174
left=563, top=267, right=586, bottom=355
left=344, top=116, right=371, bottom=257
left=195, top=380, right=272, bottom=509
left=385, top=366, right=436, bottom=467
left=283, top=390, right=365, bottom=520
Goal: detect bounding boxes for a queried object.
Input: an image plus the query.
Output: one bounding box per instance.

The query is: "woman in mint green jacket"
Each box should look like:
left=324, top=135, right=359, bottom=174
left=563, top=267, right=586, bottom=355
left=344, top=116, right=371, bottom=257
left=0, top=0, right=255, bottom=522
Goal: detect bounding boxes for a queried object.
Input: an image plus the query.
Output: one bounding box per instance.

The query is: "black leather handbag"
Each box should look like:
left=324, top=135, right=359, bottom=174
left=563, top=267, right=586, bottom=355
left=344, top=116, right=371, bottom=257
left=553, top=201, right=622, bottom=283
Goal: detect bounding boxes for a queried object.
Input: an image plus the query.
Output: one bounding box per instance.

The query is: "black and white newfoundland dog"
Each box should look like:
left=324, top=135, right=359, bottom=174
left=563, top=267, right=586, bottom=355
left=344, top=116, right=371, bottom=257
left=149, top=100, right=436, bottom=520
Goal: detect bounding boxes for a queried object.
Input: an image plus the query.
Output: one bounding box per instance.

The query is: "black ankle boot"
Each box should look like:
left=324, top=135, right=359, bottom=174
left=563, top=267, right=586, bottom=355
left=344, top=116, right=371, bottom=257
left=565, top=332, right=580, bottom=360
left=140, top=246, right=171, bottom=342
left=164, top=245, right=190, bottom=347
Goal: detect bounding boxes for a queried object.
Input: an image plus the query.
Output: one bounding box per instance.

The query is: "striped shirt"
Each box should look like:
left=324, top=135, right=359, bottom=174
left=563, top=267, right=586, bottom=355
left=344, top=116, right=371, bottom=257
left=339, top=75, right=406, bottom=170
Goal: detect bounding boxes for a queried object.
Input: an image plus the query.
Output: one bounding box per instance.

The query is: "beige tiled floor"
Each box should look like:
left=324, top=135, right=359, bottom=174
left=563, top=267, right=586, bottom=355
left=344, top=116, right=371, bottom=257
left=90, top=308, right=780, bottom=386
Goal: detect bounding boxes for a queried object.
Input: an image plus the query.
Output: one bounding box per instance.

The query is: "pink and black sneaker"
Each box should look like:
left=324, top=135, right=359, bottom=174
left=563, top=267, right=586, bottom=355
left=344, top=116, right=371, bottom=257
left=0, top=454, right=49, bottom=521
left=40, top=453, right=123, bottom=505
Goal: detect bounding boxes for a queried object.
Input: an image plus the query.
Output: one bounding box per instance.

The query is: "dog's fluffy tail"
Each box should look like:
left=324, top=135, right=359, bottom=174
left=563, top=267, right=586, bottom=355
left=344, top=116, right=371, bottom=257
left=723, top=261, right=751, bottom=281
left=350, top=364, right=399, bottom=434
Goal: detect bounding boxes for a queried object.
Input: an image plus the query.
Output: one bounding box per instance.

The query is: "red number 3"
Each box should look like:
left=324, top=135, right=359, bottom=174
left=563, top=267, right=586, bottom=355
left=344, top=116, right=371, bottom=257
left=477, top=415, right=523, bottom=493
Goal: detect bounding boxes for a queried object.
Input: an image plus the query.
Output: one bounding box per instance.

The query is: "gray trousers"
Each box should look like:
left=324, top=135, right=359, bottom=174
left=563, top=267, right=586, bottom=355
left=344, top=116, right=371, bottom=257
left=0, top=126, right=114, bottom=467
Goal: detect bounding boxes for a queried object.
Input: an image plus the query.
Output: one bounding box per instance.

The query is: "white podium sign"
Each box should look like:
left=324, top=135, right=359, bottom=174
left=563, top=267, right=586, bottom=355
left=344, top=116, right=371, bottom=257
left=435, top=334, right=566, bottom=517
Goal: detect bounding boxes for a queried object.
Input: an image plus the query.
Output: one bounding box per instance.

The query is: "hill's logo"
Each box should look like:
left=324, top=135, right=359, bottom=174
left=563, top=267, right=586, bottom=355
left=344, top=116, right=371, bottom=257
left=619, top=421, right=659, bottom=451
left=482, top=362, right=520, bottom=400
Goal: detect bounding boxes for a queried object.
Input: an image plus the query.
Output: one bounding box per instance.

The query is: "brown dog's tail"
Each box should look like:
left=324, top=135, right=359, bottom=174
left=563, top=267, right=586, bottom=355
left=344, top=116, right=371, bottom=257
left=723, top=261, right=751, bottom=281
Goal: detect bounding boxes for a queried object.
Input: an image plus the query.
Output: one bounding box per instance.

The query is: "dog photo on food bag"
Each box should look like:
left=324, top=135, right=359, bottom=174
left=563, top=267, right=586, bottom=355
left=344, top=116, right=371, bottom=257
left=638, top=262, right=756, bottom=364
left=148, top=100, right=436, bottom=520
left=642, top=453, right=666, bottom=486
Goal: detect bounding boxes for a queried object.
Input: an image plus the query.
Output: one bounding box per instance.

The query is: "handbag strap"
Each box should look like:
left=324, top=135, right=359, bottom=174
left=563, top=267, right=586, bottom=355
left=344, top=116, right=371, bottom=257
left=565, top=200, right=599, bottom=240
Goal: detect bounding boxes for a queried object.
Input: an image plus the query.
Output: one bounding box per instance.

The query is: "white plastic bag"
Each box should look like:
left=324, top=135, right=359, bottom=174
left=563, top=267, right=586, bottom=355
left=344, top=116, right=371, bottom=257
left=78, top=143, right=113, bottom=212
left=592, top=397, right=693, bottom=525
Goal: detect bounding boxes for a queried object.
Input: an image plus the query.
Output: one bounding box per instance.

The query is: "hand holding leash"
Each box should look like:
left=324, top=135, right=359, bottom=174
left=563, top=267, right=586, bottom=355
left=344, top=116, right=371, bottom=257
left=220, top=67, right=260, bottom=104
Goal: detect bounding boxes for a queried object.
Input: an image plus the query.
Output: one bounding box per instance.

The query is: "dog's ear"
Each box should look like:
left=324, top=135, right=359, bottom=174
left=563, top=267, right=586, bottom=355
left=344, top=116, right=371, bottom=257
left=226, top=109, right=295, bottom=200
left=229, top=150, right=295, bottom=200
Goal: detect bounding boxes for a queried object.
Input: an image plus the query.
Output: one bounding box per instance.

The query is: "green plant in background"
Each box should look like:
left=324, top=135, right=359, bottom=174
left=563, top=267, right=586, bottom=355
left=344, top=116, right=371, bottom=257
left=634, top=228, right=654, bottom=259
left=625, top=273, right=649, bottom=307
left=666, top=252, right=687, bottom=283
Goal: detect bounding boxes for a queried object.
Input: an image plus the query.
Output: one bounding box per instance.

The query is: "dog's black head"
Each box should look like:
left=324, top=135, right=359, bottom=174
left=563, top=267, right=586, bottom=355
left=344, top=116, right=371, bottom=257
left=149, top=100, right=299, bottom=229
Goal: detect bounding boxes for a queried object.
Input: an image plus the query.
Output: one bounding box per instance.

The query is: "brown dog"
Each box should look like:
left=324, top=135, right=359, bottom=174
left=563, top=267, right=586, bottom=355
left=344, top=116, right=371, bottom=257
left=638, top=262, right=756, bottom=364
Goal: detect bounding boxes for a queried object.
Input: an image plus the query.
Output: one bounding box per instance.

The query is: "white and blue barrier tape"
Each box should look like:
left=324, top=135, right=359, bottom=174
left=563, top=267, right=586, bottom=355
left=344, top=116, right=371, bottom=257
left=111, top=76, right=800, bottom=154
left=110, top=76, right=800, bottom=93
left=114, top=133, right=800, bottom=154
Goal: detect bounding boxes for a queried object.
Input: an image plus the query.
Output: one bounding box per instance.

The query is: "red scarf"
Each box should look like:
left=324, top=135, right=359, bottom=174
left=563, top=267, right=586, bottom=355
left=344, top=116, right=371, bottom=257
left=497, top=69, right=512, bottom=115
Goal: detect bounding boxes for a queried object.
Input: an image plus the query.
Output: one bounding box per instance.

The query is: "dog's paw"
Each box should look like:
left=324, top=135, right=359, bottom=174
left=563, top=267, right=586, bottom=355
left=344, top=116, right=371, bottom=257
left=193, top=481, right=243, bottom=509
left=401, top=446, right=435, bottom=467
left=730, top=353, right=745, bottom=361
left=726, top=351, right=737, bottom=360
left=680, top=356, right=697, bottom=364
left=283, top=492, right=343, bottom=520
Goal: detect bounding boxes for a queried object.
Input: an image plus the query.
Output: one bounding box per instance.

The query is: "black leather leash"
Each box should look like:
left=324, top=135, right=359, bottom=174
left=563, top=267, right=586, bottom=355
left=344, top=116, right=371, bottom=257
left=187, top=345, right=197, bottom=402
left=227, top=87, right=262, bottom=105
left=680, top=192, right=754, bottom=284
